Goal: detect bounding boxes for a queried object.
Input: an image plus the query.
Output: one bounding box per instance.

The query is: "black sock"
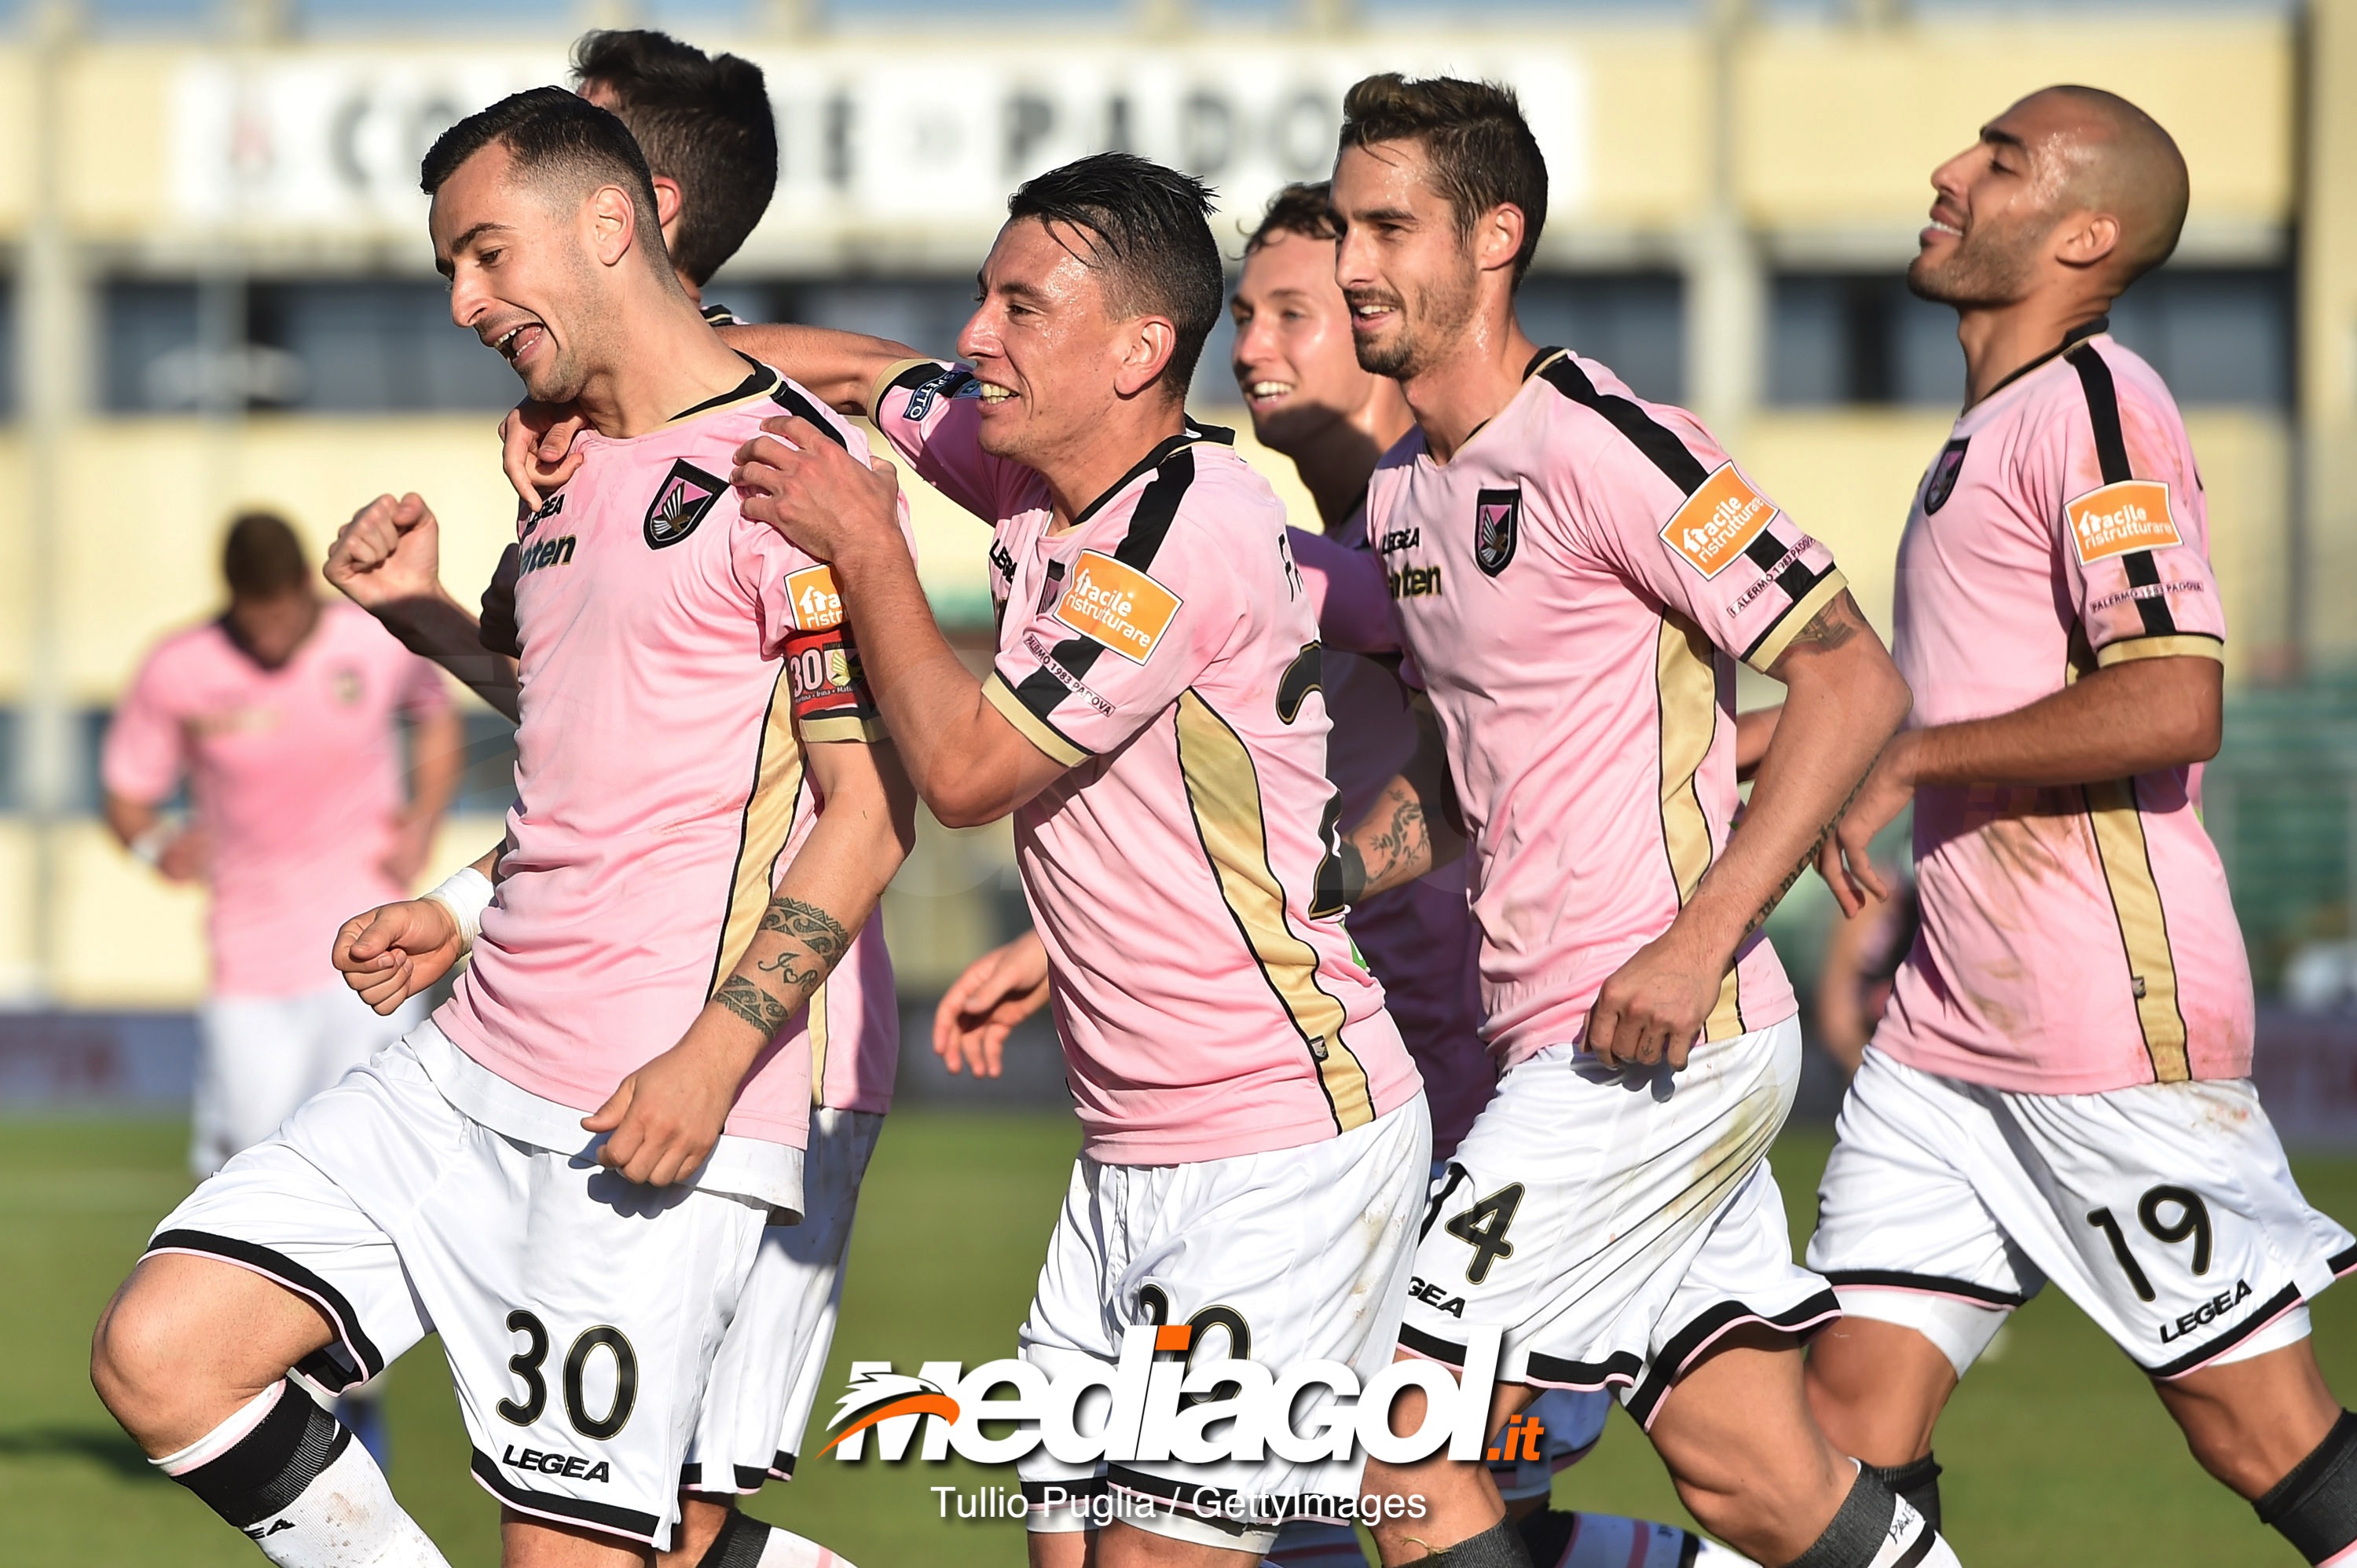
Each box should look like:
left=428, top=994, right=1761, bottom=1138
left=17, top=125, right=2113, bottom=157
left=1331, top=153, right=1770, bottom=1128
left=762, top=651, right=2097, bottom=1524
left=1420, top=1516, right=1535, bottom=1567
left=170, top=1379, right=350, bottom=1530
left=2258, top=1411, right=2357, bottom=1565
left=1782, top=1467, right=1939, bottom=1568
left=1863, top=1455, right=1943, bottom=1534
left=695, top=1504, right=775, bottom=1568
left=1516, top=1507, right=1578, bottom=1566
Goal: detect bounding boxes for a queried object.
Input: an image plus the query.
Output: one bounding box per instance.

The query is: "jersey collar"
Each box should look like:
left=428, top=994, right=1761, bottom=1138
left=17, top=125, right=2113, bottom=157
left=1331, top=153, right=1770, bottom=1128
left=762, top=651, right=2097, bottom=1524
left=665, top=353, right=778, bottom=425
left=1978, top=315, right=2110, bottom=405
left=1069, top=415, right=1235, bottom=528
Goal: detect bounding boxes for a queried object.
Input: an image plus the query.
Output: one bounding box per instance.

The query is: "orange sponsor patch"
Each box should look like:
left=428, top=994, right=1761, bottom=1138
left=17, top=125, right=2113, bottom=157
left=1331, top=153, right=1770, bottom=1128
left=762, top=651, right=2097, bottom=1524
left=1661, top=463, right=1779, bottom=580
left=2065, top=480, right=2179, bottom=565
left=1054, top=551, right=1182, bottom=665
left=786, top=565, right=845, bottom=631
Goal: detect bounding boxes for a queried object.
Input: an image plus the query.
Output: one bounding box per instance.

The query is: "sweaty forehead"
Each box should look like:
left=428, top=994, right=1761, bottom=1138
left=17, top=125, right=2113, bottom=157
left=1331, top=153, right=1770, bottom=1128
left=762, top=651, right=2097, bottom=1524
left=986, top=217, right=1113, bottom=308
left=1334, top=139, right=1446, bottom=211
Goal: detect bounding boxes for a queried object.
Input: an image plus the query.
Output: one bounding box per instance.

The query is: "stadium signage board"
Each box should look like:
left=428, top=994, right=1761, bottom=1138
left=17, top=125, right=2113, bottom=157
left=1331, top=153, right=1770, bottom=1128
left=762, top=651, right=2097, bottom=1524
left=166, top=40, right=1586, bottom=268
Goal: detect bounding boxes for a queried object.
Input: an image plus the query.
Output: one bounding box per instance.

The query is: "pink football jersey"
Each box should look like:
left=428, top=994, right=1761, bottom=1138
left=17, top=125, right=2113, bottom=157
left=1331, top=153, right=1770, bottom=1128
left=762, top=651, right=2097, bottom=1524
left=1365, top=350, right=1846, bottom=1066
left=104, top=601, right=451, bottom=998
left=1296, top=509, right=1491, bottom=1158
left=870, top=358, right=1420, bottom=1163
left=1875, top=328, right=2249, bottom=1092
left=433, top=363, right=899, bottom=1149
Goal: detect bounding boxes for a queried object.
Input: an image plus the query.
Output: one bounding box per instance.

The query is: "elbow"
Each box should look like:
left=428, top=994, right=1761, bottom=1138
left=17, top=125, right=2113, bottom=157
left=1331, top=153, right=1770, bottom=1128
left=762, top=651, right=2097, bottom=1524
left=1875, top=663, right=1915, bottom=740
left=926, top=792, right=1005, bottom=832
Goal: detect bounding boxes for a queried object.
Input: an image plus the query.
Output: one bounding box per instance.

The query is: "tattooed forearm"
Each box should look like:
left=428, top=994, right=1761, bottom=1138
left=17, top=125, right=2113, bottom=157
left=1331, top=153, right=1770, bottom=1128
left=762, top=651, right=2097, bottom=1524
left=757, top=895, right=852, bottom=964
left=1742, top=773, right=1870, bottom=938
left=713, top=975, right=794, bottom=1037
left=1351, top=780, right=1433, bottom=900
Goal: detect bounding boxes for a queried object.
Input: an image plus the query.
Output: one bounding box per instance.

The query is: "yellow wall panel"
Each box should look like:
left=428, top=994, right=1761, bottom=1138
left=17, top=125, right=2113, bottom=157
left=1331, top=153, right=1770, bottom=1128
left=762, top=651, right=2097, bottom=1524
left=1736, top=20, right=2293, bottom=229
left=63, top=46, right=175, bottom=240
left=1582, top=32, right=1711, bottom=228
left=50, top=819, right=209, bottom=1006
left=0, top=821, right=34, bottom=1000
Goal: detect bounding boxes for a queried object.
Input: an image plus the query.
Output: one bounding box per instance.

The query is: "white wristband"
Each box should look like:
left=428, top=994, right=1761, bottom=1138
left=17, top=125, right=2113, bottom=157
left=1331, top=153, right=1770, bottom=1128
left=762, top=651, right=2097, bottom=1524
left=127, top=821, right=178, bottom=869
left=423, top=866, right=494, bottom=955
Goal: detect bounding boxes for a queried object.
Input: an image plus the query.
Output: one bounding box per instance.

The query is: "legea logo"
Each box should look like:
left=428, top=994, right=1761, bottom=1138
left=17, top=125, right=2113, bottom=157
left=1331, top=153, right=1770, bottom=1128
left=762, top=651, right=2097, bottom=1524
left=819, top=1323, right=1506, bottom=1467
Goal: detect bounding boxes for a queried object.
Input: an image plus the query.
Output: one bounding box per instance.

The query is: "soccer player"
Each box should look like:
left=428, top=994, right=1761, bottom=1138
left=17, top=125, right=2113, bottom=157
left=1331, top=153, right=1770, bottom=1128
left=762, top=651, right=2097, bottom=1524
left=105, top=511, right=460, bottom=1178
left=717, top=153, right=1431, bottom=1566
left=328, top=35, right=888, bottom=1568
left=329, top=27, right=778, bottom=719
left=88, top=87, right=913, bottom=1568
left=933, top=181, right=1747, bottom=1568
left=1796, top=87, right=2357, bottom=1565
left=1319, top=77, right=1937, bottom=1568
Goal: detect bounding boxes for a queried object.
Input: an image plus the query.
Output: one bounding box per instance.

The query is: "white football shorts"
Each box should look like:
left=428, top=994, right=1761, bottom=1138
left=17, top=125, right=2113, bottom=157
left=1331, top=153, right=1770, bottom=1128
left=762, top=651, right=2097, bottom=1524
left=145, top=1032, right=767, bottom=1550
left=1809, top=1046, right=2357, bottom=1379
left=1018, top=1094, right=1431, bottom=1559
left=1399, top=1018, right=1837, bottom=1429
left=192, top=984, right=427, bottom=1177
left=682, top=1106, right=883, bottom=1495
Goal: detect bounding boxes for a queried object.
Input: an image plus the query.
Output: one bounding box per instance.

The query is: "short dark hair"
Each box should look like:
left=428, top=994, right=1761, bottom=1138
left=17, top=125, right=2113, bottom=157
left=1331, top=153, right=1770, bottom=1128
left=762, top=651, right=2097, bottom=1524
left=1006, top=153, right=1224, bottom=399
left=1339, top=74, right=1549, bottom=284
left=1247, top=181, right=1338, bottom=254
left=572, top=30, right=777, bottom=288
left=222, top=511, right=308, bottom=599
left=420, top=86, right=667, bottom=272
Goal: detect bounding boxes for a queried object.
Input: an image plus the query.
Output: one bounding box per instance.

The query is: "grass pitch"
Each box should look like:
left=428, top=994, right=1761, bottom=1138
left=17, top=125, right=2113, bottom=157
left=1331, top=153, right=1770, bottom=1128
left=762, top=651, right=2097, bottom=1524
left=5, top=1110, right=2354, bottom=1566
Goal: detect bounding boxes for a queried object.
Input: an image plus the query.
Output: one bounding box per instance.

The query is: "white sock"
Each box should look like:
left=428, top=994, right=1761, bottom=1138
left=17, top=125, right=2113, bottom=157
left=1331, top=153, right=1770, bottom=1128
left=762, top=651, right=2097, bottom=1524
left=1261, top=1519, right=1369, bottom=1565
left=753, top=1522, right=858, bottom=1566
left=1540, top=1511, right=1755, bottom=1568
left=155, top=1380, right=446, bottom=1567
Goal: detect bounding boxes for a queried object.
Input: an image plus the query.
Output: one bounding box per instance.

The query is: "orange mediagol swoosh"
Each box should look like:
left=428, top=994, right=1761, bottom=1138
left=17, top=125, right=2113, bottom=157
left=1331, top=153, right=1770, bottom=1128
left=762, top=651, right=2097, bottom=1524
left=816, top=1394, right=963, bottom=1456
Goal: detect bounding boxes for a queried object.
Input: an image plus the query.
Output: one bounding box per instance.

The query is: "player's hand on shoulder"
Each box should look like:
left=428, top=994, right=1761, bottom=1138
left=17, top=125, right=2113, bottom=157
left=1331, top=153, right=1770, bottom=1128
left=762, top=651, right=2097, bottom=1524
left=581, top=1023, right=743, bottom=1187
left=500, top=400, right=588, bottom=509
left=328, top=493, right=442, bottom=609
left=1585, top=927, right=1722, bottom=1072
left=933, top=931, right=1052, bottom=1079
left=332, top=898, right=461, bottom=1015
left=731, top=414, right=901, bottom=563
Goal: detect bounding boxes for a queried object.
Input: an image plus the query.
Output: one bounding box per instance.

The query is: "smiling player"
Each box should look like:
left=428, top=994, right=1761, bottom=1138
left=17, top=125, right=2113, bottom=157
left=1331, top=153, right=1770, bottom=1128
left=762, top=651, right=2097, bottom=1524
left=717, top=153, right=1431, bottom=1568
left=1314, top=76, right=1936, bottom=1568
left=1798, top=87, right=2357, bottom=1566
left=89, top=88, right=912, bottom=1568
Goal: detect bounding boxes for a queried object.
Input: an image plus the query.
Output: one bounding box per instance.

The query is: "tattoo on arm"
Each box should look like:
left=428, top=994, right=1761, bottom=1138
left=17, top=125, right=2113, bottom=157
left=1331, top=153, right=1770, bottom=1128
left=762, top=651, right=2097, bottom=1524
left=1776, top=589, right=1865, bottom=661
left=1741, top=774, right=1870, bottom=938
left=1355, top=781, right=1431, bottom=896
left=711, top=895, right=857, bottom=1039
left=713, top=975, right=794, bottom=1037
left=757, top=896, right=852, bottom=965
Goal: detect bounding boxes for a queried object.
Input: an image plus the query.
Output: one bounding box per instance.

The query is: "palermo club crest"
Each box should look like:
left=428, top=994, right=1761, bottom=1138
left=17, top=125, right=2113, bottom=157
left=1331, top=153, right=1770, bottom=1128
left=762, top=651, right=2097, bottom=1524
left=1923, top=437, right=1970, bottom=515
left=1473, top=486, right=1521, bottom=577
left=643, top=459, right=727, bottom=550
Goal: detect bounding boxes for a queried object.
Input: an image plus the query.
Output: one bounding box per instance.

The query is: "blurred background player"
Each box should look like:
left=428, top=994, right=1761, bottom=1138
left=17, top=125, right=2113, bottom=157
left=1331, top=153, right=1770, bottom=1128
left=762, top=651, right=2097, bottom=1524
left=329, top=27, right=779, bottom=717
left=101, top=507, right=458, bottom=1462
left=1321, top=76, right=1932, bottom=1568
left=332, top=35, right=896, bottom=1568
left=933, top=180, right=1745, bottom=1568
left=1800, top=87, right=2357, bottom=1566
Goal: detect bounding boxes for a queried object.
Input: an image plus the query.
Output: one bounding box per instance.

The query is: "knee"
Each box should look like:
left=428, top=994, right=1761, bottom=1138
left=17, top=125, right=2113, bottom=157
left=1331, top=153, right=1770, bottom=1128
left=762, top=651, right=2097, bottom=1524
left=90, top=1279, right=194, bottom=1438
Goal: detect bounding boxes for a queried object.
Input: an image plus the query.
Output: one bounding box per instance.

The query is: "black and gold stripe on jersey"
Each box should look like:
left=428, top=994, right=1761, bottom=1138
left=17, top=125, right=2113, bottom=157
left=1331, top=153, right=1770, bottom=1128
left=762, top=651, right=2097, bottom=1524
left=981, top=420, right=1234, bottom=765
left=1530, top=348, right=1769, bottom=1040
left=706, top=666, right=811, bottom=998
left=1527, top=348, right=1843, bottom=670
left=2066, top=346, right=2195, bottom=1083
left=1173, top=689, right=1375, bottom=1134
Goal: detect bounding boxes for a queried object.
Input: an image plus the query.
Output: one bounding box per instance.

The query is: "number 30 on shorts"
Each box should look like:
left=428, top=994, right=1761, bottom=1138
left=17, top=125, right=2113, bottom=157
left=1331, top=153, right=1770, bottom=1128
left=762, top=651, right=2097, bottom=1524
left=496, top=1309, right=640, bottom=1439
left=2086, top=1185, right=2214, bottom=1303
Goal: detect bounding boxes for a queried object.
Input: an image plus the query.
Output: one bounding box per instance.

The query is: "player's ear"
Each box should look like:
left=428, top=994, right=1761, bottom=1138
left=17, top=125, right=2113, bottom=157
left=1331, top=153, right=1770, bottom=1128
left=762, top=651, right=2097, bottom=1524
left=2053, top=210, right=2121, bottom=273
left=650, top=176, right=684, bottom=240
left=1475, top=203, right=1526, bottom=277
left=588, top=184, right=636, bottom=269
left=1116, top=317, right=1178, bottom=400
